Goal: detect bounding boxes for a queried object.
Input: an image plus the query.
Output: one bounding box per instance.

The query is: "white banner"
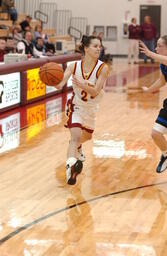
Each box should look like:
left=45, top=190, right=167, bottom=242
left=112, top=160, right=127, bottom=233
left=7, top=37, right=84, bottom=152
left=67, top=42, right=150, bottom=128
left=0, top=72, right=20, bottom=109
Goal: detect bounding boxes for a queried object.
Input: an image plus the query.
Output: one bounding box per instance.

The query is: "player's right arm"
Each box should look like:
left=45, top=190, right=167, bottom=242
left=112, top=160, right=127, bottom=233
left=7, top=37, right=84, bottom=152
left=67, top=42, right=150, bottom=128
left=55, top=63, right=74, bottom=89
left=142, top=74, right=166, bottom=93
left=140, top=41, right=167, bottom=65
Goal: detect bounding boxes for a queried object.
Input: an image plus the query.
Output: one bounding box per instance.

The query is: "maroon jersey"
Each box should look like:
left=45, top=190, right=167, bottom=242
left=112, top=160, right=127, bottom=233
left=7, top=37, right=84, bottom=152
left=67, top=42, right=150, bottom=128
left=141, top=23, right=156, bottom=40
left=128, top=24, right=141, bottom=40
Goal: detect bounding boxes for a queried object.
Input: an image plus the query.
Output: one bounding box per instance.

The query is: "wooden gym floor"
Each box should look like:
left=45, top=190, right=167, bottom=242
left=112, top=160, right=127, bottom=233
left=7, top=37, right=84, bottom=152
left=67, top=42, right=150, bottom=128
left=0, top=60, right=167, bottom=256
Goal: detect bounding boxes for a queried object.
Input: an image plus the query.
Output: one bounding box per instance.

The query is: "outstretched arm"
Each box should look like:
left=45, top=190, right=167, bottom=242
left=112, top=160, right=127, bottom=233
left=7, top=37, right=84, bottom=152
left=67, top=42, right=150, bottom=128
left=142, top=74, right=166, bottom=93
left=139, top=41, right=167, bottom=65
left=72, top=65, right=108, bottom=97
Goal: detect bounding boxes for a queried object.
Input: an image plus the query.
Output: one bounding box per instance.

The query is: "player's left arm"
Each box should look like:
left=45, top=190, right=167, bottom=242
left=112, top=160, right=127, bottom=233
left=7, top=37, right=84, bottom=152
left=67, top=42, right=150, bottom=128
left=73, top=65, right=108, bottom=97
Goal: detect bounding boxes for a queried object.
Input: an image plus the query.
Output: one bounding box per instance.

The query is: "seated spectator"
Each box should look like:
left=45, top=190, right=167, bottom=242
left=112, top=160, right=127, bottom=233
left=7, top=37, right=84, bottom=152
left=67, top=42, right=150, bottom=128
left=17, top=31, right=33, bottom=57
left=33, top=37, right=45, bottom=57
left=44, top=38, right=55, bottom=56
left=12, top=25, right=23, bottom=48
left=6, top=36, right=15, bottom=53
left=20, top=16, right=32, bottom=32
left=1, top=0, right=17, bottom=23
left=0, top=38, right=7, bottom=62
left=34, top=25, right=48, bottom=43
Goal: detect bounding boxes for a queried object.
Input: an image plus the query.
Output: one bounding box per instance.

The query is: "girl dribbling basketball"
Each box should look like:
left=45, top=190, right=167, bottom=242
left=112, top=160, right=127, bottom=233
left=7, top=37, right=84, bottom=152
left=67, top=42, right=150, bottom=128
left=55, top=35, right=108, bottom=185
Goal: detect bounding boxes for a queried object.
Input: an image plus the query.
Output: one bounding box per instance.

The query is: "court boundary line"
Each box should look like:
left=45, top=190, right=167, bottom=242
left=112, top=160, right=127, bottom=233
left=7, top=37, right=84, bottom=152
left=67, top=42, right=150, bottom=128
left=0, top=180, right=167, bottom=245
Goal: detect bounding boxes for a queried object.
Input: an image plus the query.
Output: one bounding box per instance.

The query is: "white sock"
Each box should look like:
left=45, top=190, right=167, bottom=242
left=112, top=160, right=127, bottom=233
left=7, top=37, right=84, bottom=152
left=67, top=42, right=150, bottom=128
left=66, top=157, right=77, bottom=167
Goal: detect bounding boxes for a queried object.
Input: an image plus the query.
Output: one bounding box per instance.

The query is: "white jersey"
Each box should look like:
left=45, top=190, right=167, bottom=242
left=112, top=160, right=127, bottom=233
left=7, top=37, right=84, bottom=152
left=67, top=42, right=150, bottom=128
left=72, top=59, right=105, bottom=108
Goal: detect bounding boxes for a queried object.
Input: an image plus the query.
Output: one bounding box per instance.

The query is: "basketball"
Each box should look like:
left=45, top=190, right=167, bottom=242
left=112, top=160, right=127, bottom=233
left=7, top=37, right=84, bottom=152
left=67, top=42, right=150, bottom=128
left=39, top=62, right=64, bottom=86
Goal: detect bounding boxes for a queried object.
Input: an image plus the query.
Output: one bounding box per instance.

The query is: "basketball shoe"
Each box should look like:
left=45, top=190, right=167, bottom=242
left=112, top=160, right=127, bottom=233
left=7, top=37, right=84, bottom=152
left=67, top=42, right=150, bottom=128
left=156, top=154, right=167, bottom=173
left=66, top=157, right=83, bottom=185
left=78, top=145, right=86, bottom=162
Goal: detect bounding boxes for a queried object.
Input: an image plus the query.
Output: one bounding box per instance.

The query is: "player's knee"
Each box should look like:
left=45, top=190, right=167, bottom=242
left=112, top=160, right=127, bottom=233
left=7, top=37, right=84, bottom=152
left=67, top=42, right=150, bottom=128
left=71, top=134, right=81, bottom=144
left=87, top=133, right=92, bottom=141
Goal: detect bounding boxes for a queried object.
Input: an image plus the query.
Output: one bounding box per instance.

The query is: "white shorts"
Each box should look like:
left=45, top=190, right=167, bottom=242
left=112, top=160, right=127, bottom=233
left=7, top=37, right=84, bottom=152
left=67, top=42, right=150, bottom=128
left=65, top=98, right=96, bottom=133
left=153, top=123, right=167, bottom=134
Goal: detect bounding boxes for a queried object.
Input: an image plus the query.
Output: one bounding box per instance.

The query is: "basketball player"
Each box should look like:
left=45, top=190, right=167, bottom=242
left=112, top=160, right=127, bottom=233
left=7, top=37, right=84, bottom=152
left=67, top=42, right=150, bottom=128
left=140, top=36, right=167, bottom=172
left=55, top=35, right=108, bottom=185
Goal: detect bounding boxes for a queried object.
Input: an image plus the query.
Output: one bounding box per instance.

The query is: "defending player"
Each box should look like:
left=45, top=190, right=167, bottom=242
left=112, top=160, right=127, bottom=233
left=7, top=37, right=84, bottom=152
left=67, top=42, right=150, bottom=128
left=140, top=36, right=167, bottom=173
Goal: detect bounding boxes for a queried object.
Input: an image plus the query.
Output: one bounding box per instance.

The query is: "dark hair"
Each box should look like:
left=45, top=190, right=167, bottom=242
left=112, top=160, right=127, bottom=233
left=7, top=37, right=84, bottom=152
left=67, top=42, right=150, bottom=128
left=102, top=54, right=113, bottom=63
left=23, top=31, right=32, bottom=38
left=26, top=15, right=32, bottom=19
left=79, top=35, right=101, bottom=53
left=36, top=36, right=42, bottom=41
left=161, top=35, right=167, bottom=46
left=0, top=37, right=7, bottom=41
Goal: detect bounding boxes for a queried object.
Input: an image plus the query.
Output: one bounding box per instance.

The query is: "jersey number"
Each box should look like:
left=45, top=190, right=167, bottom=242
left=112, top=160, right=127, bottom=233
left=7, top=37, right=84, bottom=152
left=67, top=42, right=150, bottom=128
left=81, top=90, right=88, bottom=102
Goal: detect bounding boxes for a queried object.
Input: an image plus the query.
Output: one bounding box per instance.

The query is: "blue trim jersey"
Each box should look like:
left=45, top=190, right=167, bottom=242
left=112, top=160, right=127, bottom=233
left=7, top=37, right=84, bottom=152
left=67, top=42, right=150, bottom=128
left=160, top=64, right=167, bottom=82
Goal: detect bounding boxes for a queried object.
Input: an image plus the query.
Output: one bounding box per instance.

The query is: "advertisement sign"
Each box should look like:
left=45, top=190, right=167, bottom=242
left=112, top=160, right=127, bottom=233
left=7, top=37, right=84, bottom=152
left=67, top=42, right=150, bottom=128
left=0, top=72, right=20, bottom=109
left=27, top=68, right=46, bottom=100
left=0, top=113, right=20, bottom=154
left=26, top=104, right=46, bottom=141
left=46, top=96, right=62, bottom=127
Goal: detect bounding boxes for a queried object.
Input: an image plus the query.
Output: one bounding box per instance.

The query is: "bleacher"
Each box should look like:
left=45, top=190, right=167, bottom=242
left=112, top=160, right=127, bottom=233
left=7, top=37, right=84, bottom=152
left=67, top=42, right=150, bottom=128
left=0, top=0, right=86, bottom=57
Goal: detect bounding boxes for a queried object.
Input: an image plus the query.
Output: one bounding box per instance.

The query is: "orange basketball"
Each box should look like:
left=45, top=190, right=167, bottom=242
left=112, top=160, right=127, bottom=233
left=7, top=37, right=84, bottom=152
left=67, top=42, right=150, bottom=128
left=39, top=62, right=64, bottom=86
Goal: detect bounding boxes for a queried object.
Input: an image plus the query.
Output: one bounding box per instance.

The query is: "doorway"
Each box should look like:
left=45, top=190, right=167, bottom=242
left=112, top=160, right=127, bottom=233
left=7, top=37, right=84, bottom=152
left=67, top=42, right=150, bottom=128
left=140, top=5, right=161, bottom=38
